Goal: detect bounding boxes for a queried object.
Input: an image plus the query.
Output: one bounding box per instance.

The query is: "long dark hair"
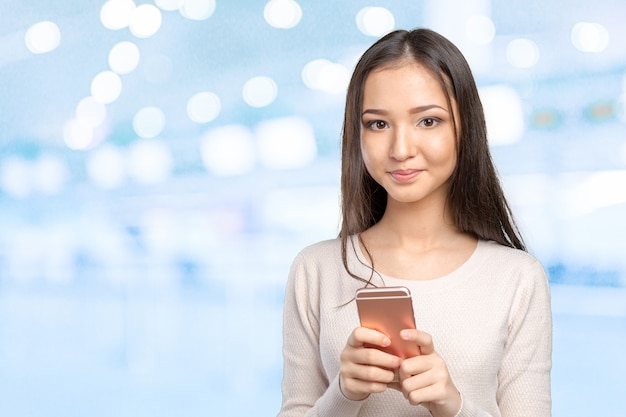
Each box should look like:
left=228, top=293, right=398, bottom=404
left=339, top=28, right=525, bottom=281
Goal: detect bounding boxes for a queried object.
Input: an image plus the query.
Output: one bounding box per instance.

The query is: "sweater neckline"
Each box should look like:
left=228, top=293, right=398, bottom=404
left=347, top=234, right=487, bottom=290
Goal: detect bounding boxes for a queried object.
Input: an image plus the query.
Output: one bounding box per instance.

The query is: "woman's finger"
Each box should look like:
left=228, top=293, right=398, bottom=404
left=400, top=328, right=434, bottom=355
left=349, top=326, right=392, bottom=348
left=342, top=343, right=402, bottom=370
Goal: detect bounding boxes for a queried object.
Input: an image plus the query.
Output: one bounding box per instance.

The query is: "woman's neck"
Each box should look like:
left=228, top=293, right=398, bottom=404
left=359, top=198, right=478, bottom=280
left=374, top=197, right=460, bottom=249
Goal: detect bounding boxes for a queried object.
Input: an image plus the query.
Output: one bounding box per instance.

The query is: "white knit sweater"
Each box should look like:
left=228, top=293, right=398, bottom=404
left=278, top=237, right=552, bottom=417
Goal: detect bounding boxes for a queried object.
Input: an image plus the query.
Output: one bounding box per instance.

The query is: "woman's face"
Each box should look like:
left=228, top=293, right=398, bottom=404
left=360, top=61, right=458, bottom=208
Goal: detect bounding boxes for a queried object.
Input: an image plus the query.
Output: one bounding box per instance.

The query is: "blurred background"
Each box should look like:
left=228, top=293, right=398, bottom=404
left=1, top=0, right=625, bottom=415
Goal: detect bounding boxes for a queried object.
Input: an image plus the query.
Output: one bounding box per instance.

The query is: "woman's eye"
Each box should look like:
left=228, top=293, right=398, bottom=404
left=367, top=120, right=388, bottom=130
left=420, top=117, right=439, bottom=128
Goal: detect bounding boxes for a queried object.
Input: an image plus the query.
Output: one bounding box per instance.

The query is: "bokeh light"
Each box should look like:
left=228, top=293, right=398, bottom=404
left=100, top=0, right=135, bottom=30
left=0, top=157, right=32, bottom=198
left=479, top=85, right=525, bottom=145
left=200, top=125, right=256, bottom=176
left=133, top=107, right=166, bottom=138
left=109, top=41, right=140, bottom=74
left=129, top=4, right=162, bottom=38
left=560, top=170, right=626, bottom=217
left=262, top=186, right=340, bottom=234
left=255, top=116, right=317, bottom=170
left=33, top=155, right=68, bottom=195
left=506, top=38, right=540, bottom=68
left=301, top=59, right=350, bottom=94
left=128, top=140, right=173, bottom=184
left=356, top=7, right=395, bottom=37
left=187, top=91, right=221, bottom=123
left=155, top=0, right=183, bottom=11
left=243, top=76, right=278, bottom=107
left=571, top=21, right=610, bottom=53
left=264, top=0, right=303, bottom=29
left=465, top=15, right=496, bottom=45
left=179, top=0, right=216, bottom=21
left=25, top=21, right=61, bottom=54
left=76, top=97, right=107, bottom=128
left=63, top=119, right=94, bottom=150
left=86, top=145, right=126, bottom=189
left=91, top=71, right=123, bottom=104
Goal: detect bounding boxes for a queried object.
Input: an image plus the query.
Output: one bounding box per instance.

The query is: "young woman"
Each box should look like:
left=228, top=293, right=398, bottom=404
left=278, top=28, right=552, bottom=417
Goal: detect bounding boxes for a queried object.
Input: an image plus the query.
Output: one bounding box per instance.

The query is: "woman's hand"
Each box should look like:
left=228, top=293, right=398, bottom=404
left=398, top=329, right=462, bottom=417
left=339, top=327, right=403, bottom=401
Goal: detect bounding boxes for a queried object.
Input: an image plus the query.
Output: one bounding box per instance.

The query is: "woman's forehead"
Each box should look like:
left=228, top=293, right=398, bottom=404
left=362, top=63, right=450, bottom=106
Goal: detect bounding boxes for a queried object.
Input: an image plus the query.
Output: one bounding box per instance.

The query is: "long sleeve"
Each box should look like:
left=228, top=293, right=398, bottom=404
left=449, top=251, right=552, bottom=417
left=277, top=252, right=365, bottom=417
left=496, top=258, right=552, bottom=416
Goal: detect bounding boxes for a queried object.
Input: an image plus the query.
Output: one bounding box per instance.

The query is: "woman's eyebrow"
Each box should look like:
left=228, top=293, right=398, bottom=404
left=361, top=104, right=448, bottom=117
left=408, top=104, right=448, bottom=114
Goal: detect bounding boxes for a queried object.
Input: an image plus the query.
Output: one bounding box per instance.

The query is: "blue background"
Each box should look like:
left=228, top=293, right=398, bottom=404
left=1, top=1, right=625, bottom=415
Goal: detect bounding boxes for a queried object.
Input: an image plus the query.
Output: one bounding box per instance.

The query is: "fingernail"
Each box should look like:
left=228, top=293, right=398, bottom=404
left=400, top=330, right=410, bottom=339
left=382, top=337, right=391, bottom=346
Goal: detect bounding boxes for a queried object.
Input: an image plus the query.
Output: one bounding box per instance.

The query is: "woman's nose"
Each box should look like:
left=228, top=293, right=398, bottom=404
left=389, top=126, right=417, bottom=161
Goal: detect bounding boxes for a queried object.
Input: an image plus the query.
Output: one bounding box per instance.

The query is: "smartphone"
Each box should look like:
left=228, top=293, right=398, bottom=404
left=355, top=286, right=420, bottom=359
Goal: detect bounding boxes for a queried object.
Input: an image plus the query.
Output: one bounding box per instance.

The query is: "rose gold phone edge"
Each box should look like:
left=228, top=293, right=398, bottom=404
left=355, top=286, right=420, bottom=359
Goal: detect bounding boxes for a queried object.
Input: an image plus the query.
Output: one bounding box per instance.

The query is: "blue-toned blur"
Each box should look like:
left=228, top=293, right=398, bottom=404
left=1, top=0, right=625, bottom=415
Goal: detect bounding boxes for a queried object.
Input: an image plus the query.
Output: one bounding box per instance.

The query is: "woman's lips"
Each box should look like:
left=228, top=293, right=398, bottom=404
left=389, top=169, right=423, bottom=183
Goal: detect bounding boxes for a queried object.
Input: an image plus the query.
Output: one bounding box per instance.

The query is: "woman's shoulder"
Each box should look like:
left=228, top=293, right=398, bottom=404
left=477, top=239, right=548, bottom=282
left=287, top=238, right=349, bottom=300
left=480, top=239, right=541, bottom=262
left=294, top=237, right=342, bottom=260
left=288, top=238, right=343, bottom=276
